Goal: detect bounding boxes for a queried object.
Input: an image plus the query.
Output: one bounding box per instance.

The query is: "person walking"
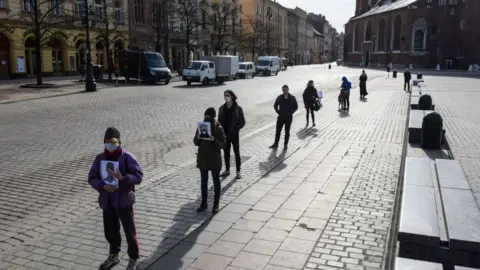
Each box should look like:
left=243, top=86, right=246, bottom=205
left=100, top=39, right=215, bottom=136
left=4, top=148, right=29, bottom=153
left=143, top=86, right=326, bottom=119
left=404, top=68, right=412, bottom=91
left=359, top=70, right=368, bottom=98
left=218, top=90, right=246, bottom=179
left=302, top=80, right=319, bottom=127
left=270, top=85, right=298, bottom=149
left=194, top=107, right=226, bottom=214
left=88, top=127, right=143, bottom=270
left=340, top=76, right=352, bottom=112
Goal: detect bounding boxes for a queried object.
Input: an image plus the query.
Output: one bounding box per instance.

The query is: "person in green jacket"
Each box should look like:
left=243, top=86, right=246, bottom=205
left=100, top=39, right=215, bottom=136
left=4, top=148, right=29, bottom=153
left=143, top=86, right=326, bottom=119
left=194, top=107, right=226, bottom=214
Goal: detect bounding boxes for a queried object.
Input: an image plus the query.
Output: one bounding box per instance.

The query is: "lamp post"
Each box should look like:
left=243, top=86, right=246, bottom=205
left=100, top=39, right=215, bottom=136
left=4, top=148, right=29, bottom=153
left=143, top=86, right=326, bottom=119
left=83, top=0, right=96, bottom=91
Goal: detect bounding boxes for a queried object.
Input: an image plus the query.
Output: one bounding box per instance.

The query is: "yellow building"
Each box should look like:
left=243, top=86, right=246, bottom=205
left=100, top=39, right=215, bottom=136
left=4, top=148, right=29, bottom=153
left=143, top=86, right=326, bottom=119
left=0, top=0, right=129, bottom=79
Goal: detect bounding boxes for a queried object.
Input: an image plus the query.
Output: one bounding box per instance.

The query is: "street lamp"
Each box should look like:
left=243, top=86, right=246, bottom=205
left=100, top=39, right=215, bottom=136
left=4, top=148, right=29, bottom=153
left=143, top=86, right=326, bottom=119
left=83, top=0, right=96, bottom=91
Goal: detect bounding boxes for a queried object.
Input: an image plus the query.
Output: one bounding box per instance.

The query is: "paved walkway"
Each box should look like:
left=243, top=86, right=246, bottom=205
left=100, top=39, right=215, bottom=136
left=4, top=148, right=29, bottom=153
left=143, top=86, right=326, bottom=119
left=0, top=76, right=408, bottom=270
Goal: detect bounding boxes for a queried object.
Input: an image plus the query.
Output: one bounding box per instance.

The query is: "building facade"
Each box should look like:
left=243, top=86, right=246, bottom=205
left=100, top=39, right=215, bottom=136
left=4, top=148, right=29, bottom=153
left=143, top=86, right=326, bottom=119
left=344, top=0, right=480, bottom=69
left=294, top=7, right=308, bottom=65
left=312, top=29, right=324, bottom=63
left=286, top=9, right=299, bottom=63
left=306, top=22, right=314, bottom=64
left=0, top=0, right=129, bottom=79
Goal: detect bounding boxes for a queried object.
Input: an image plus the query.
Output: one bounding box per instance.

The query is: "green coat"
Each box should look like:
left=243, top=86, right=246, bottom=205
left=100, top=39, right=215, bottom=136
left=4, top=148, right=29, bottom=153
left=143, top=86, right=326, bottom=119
left=194, top=121, right=226, bottom=172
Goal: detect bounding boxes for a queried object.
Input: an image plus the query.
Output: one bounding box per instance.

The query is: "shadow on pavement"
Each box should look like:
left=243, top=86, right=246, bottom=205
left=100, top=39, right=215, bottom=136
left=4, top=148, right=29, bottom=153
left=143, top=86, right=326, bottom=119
left=360, top=97, right=368, bottom=102
left=259, top=149, right=287, bottom=176
left=339, top=111, right=350, bottom=118
left=296, top=127, right=318, bottom=140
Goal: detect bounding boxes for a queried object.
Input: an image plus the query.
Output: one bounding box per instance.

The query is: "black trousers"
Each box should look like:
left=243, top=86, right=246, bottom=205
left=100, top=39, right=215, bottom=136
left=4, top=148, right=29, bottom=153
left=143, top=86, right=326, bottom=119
left=103, top=206, right=139, bottom=260
left=343, top=93, right=350, bottom=109
left=404, top=80, right=411, bottom=90
left=200, top=169, right=220, bottom=207
left=306, top=107, right=315, bottom=124
left=274, top=117, right=293, bottom=146
left=224, top=137, right=241, bottom=171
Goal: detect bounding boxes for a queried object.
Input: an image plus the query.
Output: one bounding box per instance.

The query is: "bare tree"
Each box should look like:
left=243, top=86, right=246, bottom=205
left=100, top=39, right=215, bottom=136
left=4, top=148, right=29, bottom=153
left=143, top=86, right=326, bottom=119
left=173, top=0, right=201, bottom=55
left=5, top=0, right=73, bottom=85
left=237, top=15, right=266, bottom=61
left=94, top=0, right=127, bottom=80
left=203, top=0, right=239, bottom=54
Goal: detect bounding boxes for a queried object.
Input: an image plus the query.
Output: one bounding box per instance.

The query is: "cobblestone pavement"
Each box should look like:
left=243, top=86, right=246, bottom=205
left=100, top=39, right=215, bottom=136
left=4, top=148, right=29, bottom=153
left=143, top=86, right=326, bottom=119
left=0, top=65, right=387, bottom=269
left=422, top=77, right=480, bottom=205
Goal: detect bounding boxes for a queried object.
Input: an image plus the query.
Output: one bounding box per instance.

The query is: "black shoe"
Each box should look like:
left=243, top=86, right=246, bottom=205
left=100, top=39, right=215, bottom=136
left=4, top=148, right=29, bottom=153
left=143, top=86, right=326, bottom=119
left=305, top=123, right=308, bottom=127
left=100, top=254, right=120, bottom=269
left=212, top=206, right=219, bottom=215
left=269, top=144, right=278, bottom=149
left=312, top=123, right=316, bottom=127
left=196, top=205, right=207, bottom=213
left=284, top=144, right=288, bottom=149
left=126, top=259, right=139, bottom=270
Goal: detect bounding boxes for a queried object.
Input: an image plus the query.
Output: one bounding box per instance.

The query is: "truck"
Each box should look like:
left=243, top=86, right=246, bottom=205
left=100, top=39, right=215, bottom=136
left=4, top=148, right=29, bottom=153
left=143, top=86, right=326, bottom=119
left=182, top=55, right=239, bottom=85
left=118, top=49, right=172, bottom=84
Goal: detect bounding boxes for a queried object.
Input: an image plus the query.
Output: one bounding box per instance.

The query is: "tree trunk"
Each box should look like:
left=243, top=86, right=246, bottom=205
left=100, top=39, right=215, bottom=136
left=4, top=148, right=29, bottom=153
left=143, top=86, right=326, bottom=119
left=34, top=13, right=42, bottom=85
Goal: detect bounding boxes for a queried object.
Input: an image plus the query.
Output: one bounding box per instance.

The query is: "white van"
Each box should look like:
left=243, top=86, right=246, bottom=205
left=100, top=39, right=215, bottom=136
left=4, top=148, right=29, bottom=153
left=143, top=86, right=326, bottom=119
left=237, top=62, right=256, bottom=78
left=256, top=56, right=281, bottom=76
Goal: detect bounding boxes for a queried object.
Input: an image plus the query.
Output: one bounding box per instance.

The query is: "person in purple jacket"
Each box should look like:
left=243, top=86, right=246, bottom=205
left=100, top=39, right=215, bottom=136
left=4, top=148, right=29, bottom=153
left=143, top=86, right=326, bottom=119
left=88, top=127, right=143, bottom=270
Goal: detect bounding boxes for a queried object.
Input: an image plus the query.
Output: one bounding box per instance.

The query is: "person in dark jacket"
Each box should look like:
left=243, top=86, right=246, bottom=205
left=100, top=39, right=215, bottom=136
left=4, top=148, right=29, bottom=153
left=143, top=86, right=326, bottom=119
left=218, top=90, right=246, bottom=179
left=302, top=80, right=319, bottom=127
left=194, top=107, right=226, bottom=214
left=340, top=76, right=352, bottom=112
left=404, top=68, right=412, bottom=91
left=88, top=127, right=143, bottom=270
left=359, top=70, right=368, bottom=98
left=270, top=85, right=298, bottom=149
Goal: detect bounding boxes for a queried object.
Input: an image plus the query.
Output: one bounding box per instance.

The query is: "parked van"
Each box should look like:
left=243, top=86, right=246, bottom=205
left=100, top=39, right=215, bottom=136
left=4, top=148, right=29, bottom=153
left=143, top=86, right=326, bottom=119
left=256, top=56, right=281, bottom=76
left=118, top=50, right=172, bottom=84
left=237, top=62, right=256, bottom=78
left=182, top=55, right=239, bottom=85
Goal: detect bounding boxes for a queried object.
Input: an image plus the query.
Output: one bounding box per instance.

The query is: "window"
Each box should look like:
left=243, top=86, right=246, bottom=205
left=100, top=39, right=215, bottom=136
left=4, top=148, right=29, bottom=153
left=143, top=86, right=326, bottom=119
left=439, top=0, right=446, bottom=5
left=115, top=1, right=121, bottom=24
left=377, top=18, right=386, bottom=51
left=392, top=15, right=402, bottom=50
left=413, top=29, right=425, bottom=51
left=209, top=62, right=214, bottom=68
left=365, top=21, right=372, bottom=41
left=460, top=20, right=465, bottom=29
left=0, top=0, right=5, bottom=8
left=153, top=2, right=162, bottom=26
left=52, top=0, right=61, bottom=16
left=24, top=0, right=33, bottom=11
left=94, top=0, right=103, bottom=20
left=134, top=0, right=145, bottom=24
left=74, top=0, right=82, bottom=17
left=450, top=8, right=455, bottom=15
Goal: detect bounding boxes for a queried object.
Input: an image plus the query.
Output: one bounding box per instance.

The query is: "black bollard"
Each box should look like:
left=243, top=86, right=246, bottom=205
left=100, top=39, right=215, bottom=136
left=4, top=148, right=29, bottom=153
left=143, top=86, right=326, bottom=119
left=393, top=70, right=397, bottom=78
left=328, top=64, right=331, bottom=69
left=421, top=112, right=443, bottom=149
left=418, top=94, right=433, bottom=110
left=417, top=73, right=423, bottom=79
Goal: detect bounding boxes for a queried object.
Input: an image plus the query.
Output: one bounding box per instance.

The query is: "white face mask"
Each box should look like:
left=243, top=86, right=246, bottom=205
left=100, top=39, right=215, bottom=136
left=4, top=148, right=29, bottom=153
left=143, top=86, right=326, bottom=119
left=105, top=143, right=119, bottom=153
left=225, top=96, right=231, bottom=102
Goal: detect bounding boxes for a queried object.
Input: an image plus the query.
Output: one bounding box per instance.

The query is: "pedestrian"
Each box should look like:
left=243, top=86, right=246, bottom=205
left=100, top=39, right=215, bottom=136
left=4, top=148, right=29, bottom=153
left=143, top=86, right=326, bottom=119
left=218, top=90, right=246, bottom=179
left=270, top=84, right=298, bottom=149
left=404, top=68, right=412, bottom=91
left=302, top=80, right=319, bottom=127
left=194, top=107, right=226, bottom=214
left=359, top=70, right=368, bottom=98
left=88, top=127, right=143, bottom=270
left=340, top=76, right=352, bottom=112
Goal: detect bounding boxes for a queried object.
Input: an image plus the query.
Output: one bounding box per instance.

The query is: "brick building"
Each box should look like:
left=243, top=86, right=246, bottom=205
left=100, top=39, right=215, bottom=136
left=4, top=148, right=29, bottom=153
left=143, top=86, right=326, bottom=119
left=344, top=0, right=480, bottom=69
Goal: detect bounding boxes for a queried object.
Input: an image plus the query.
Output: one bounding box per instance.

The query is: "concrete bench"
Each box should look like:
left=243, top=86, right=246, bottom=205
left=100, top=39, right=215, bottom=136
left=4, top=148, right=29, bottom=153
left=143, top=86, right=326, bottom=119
left=398, top=157, right=480, bottom=267
left=408, top=110, right=445, bottom=143
left=413, top=79, right=425, bottom=86
left=411, top=96, right=435, bottom=110
left=395, top=257, right=443, bottom=269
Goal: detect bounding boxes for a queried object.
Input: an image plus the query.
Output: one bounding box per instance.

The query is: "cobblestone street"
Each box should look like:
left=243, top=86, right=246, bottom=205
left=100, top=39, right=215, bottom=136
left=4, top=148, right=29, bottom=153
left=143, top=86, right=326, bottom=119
left=0, top=65, right=406, bottom=269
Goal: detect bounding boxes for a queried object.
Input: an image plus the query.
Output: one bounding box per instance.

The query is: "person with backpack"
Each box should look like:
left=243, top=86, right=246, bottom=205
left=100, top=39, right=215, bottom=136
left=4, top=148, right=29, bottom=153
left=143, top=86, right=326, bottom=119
left=340, top=76, right=352, bottom=112
left=404, top=68, right=412, bottom=91
left=218, top=90, right=246, bottom=179
left=302, top=80, right=319, bottom=127
left=270, top=84, right=298, bottom=149
left=359, top=70, right=368, bottom=98
left=88, top=127, right=143, bottom=270
left=194, top=107, right=226, bottom=214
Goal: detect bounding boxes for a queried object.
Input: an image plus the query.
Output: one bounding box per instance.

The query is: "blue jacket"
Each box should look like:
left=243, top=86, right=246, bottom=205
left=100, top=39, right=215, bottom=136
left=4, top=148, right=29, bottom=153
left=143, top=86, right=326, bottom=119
left=341, top=77, right=352, bottom=91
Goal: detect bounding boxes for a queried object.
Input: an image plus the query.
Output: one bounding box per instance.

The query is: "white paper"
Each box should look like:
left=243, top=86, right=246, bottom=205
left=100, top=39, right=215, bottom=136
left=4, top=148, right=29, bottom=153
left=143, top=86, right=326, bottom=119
left=100, top=160, right=119, bottom=187
left=197, top=121, right=212, bottom=140
left=16, top=57, right=24, bottom=73
left=317, top=90, right=323, bottom=99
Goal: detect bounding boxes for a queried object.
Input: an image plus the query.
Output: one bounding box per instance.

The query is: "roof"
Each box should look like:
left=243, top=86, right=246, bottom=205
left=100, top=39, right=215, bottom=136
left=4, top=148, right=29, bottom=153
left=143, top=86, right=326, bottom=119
left=313, top=29, right=325, bottom=38
left=350, top=0, right=417, bottom=21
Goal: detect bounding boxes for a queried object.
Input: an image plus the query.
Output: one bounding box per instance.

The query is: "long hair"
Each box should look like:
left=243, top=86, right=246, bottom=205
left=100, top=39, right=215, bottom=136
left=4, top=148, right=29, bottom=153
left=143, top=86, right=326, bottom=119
left=224, top=90, right=237, bottom=102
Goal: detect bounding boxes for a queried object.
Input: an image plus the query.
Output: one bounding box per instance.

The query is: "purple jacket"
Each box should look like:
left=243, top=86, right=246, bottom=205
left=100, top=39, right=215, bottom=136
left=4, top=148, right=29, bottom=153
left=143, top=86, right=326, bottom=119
left=88, top=149, right=143, bottom=210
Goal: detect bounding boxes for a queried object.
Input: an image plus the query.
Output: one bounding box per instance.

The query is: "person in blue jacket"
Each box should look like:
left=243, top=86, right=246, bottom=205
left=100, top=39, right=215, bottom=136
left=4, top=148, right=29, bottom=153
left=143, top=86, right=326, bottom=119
left=340, top=76, right=352, bottom=112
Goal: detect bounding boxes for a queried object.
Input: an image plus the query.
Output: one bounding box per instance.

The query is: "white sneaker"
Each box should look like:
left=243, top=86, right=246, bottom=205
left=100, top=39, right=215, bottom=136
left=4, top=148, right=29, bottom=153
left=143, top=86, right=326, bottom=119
left=236, top=171, right=242, bottom=179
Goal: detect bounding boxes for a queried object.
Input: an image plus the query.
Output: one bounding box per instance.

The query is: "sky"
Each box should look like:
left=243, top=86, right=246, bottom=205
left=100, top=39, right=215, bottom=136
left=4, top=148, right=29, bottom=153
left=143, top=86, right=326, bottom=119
left=275, top=0, right=355, bottom=33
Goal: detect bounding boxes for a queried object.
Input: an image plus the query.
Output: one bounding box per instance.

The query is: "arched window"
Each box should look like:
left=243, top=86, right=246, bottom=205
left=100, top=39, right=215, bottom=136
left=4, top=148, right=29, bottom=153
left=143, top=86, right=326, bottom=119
left=365, top=20, right=372, bottom=41
left=354, top=23, right=360, bottom=51
left=377, top=18, right=386, bottom=51
left=413, top=30, right=424, bottom=51
left=392, top=15, right=402, bottom=50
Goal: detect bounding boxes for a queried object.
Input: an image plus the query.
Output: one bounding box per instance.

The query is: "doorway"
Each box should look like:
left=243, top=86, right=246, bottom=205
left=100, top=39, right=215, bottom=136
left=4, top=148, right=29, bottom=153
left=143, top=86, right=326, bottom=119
left=364, top=50, right=370, bottom=67
left=0, top=32, right=10, bottom=79
left=50, top=37, right=64, bottom=74
left=25, top=37, right=37, bottom=75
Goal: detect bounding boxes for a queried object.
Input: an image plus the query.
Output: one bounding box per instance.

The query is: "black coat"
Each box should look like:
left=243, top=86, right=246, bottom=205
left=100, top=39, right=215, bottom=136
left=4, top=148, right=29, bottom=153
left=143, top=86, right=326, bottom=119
left=404, top=71, right=412, bottom=81
left=302, top=86, right=318, bottom=108
left=218, top=103, right=246, bottom=139
left=274, top=94, right=298, bottom=119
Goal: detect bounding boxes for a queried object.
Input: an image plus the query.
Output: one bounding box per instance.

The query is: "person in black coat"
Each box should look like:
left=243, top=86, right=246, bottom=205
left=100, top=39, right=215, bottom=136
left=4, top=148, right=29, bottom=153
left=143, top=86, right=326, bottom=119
left=404, top=68, right=412, bottom=91
left=270, top=85, right=298, bottom=149
left=302, top=80, right=319, bottom=127
left=359, top=70, right=368, bottom=98
left=218, top=90, right=246, bottom=179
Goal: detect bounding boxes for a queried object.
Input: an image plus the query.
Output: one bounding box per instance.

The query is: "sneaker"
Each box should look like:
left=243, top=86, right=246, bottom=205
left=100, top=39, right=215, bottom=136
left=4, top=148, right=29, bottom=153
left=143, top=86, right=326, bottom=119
left=100, top=254, right=120, bottom=269
left=196, top=205, right=207, bottom=213
left=212, top=206, right=219, bottom=215
left=236, top=171, right=242, bottom=179
left=220, top=170, right=230, bottom=177
left=305, top=122, right=309, bottom=127
left=126, top=258, right=138, bottom=270
left=312, top=123, right=316, bottom=127
left=269, top=144, right=278, bottom=149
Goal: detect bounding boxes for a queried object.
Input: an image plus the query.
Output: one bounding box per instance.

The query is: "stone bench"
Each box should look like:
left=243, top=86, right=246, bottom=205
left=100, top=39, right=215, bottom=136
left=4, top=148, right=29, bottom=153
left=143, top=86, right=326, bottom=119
left=395, top=257, right=443, bottom=269
left=411, top=96, right=435, bottom=110
left=398, top=157, right=480, bottom=268
left=408, top=110, right=445, bottom=143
